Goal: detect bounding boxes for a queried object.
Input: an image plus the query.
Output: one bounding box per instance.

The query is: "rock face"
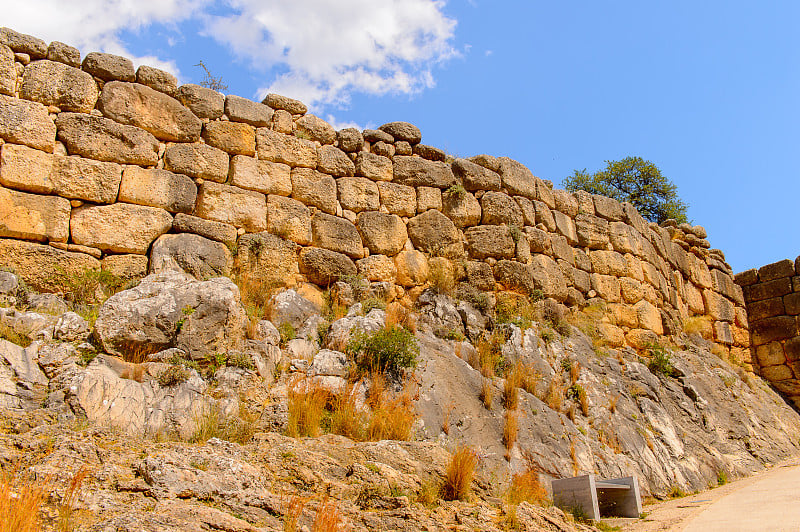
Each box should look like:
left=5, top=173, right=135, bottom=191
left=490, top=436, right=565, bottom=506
left=118, top=166, right=197, bottom=214
left=0, top=239, right=99, bottom=292
left=150, top=233, right=233, bottom=279
left=356, top=211, right=407, bottom=256
left=236, top=232, right=300, bottom=290
left=0, top=94, right=56, bottom=152
left=94, top=270, right=247, bottom=359
left=299, top=247, right=357, bottom=286
left=98, top=81, right=202, bottom=142
left=0, top=186, right=70, bottom=242
left=71, top=203, right=173, bottom=254
left=21, top=60, right=98, bottom=112
left=164, top=143, right=229, bottom=183
left=195, top=182, right=267, bottom=232
left=56, top=113, right=159, bottom=165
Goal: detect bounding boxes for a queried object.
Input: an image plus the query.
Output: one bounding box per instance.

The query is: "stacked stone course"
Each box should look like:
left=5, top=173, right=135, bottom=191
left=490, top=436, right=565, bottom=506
left=736, top=257, right=800, bottom=406
left=0, top=27, right=748, bottom=355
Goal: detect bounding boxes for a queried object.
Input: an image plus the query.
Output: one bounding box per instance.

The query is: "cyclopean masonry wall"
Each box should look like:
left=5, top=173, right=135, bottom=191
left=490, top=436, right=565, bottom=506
left=0, top=27, right=749, bottom=357
left=736, top=257, right=800, bottom=407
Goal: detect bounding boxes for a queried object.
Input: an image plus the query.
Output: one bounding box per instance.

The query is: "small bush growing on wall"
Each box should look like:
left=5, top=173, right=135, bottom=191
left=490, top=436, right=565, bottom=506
left=347, top=326, right=419, bottom=377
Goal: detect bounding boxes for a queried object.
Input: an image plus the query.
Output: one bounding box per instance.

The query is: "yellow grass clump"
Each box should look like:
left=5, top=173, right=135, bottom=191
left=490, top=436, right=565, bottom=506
left=442, top=446, right=478, bottom=501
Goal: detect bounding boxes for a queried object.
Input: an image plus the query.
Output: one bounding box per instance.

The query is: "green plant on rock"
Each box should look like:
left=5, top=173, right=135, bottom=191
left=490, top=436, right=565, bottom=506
left=346, top=325, right=419, bottom=377
left=278, top=323, right=296, bottom=345
left=646, top=342, right=676, bottom=377
left=361, top=297, right=387, bottom=315
left=445, top=183, right=467, bottom=200
left=227, top=351, right=254, bottom=370
left=158, top=365, right=190, bottom=387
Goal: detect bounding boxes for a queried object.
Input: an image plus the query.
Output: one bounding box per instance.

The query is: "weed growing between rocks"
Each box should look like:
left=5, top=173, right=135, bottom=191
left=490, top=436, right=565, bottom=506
left=506, top=468, right=549, bottom=506
left=442, top=446, right=478, bottom=501
left=646, top=343, right=676, bottom=377
left=0, top=471, right=47, bottom=532
left=428, top=259, right=455, bottom=296
left=58, top=466, right=88, bottom=532
left=495, top=292, right=540, bottom=331
left=157, top=365, right=191, bottom=387
left=286, top=377, right=332, bottom=438
left=480, top=376, right=494, bottom=409
left=278, top=323, right=296, bottom=345
left=503, top=410, right=518, bottom=458
left=283, top=495, right=306, bottom=532
left=0, top=322, right=32, bottom=347
left=311, top=497, right=344, bottom=532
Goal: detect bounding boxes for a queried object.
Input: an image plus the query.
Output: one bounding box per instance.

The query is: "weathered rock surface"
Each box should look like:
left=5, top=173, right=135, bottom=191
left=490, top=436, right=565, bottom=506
left=150, top=233, right=233, bottom=279
left=0, top=185, right=70, bottom=242
left=311, top=212, right=364, bottom=259
left=407, top=209, right=462, bottom=257
left=393, top=156, right=456, bottom=188
left=236, top=232, right=300, bottom=290
left=118, top=166, right=197, bottom=214
left=95, top=270, right=247, bottom=359
left=56, top=112, right=159, bottom=165
left=99, top=81, right=202, bottom=142
left=82, top=52, right=134, bottom=81
left=356, top=211, right=407, bottom=256
left=229, top=155, right=292, bottom=196
left=71, top=203, right=173, bottom=254
left=225, top=94, right=273, bottom=127
left=0, top=94, right=56, bottom=152
left=0, top=239, right=99, bottom=292
left=257, top=128, right=318, bottom=168
left=202, top=120, right=256, bottom=156
left=195, top=182, right=267, bottom=232
left=178, top=84, right=224, bottom=119
left=291, top=168, right=337, bottom=215
left=21, top=59, right=98, bottom=112
left=164, top=142, right=229, bottom=183
left=299, top=247, right=357, bottom=286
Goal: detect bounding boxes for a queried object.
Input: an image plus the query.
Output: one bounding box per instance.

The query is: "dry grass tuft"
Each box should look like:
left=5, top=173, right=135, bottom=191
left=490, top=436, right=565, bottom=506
left=59, top=466, right=89, bottom=532
left=329, top=383, right=364, bottom=440
left=236, top=273, right=281, bottom=322
left=284, top=496, right=306, bottom=532
left=507, top=469, right=549, bottom=506
left=0, top=472, right=47, bottom=532
left=503, top=365, right=522, bottom=410
left=428, top=258, right=455, bottom=296
left=442, top=401, right=455, bottom=435
left=386, top=302, right=417, bottom=333
left=312, top=498, right=344, bottom=532
left=480, top=377, right=493, bottom=409
left=503, top=410, right=518, bottom=457
left=366, top=374, right=417, bottom=441
left=442, top=446, right=478, bottom=501
left=544, top=376, right=565, bottom=412
left=569, top=439, right=579, bottom=476
left=286, top=377, right=333, bottom=438
left=607, top=393, right=619, bottom=413
left=683, top=315, right=713, bottom=338
left=569, top=361, right=581, bottom=385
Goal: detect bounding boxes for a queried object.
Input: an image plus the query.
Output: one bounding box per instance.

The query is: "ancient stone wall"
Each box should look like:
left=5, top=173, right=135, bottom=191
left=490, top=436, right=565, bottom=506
left=736, top=257, right=800, bottom=406
left=0, top=27, right=749, bottom=355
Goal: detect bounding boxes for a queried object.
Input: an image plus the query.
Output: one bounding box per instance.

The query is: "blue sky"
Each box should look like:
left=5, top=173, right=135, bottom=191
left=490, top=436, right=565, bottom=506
left=6, top=1, right=799, bottom=272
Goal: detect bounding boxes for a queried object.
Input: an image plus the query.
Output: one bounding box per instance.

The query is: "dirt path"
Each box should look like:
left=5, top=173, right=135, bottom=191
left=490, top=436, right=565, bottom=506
left=610, top=459, right=800, bottom=532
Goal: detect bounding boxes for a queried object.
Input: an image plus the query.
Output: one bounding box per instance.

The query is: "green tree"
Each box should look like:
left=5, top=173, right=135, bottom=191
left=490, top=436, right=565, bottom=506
left=562, top=156, right=689, bottom=224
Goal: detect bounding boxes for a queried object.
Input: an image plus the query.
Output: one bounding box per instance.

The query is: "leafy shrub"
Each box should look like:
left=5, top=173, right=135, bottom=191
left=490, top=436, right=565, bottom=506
left=646, top=343, right=676, bottom=377
left=361, top=297, right=387, bottom=315
left=445, top=183, right=467, bottom=200
left=157, top=365, right=191, bottom=387
left=455, top=283, right=490, bottom=312
left=347, top=326, right=419, bottom=377
left=227, top=351, right=255, bottom=370
left=278, top=323, right=296, bottom=345
left=442, top=446, right=478, bottom=501
left=717, top=470, right=728, bottom=486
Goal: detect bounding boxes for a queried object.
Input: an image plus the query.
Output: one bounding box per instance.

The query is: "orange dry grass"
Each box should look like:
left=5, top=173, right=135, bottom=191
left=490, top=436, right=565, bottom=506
left=607, top=393, right=619, bottom=413
left=442, top=446, right=478, bottom=501
left=312, top=498, right=344, bottom=532
left=569, top=361, right=581, bottom=385
left=442, top=401, right=455, bottom=435
left=59, top=466, right=89, bottom=532
left=480, top=377, right=493, bottom=409
left=119, top=363, right=146, bottom=382
left=329, top=383, right=365, bottom=440
left=366, top=374, right=417, bottom=441
left=284, top=496, right=306, bottom=532
left=286, top=377, right=332, bottom=438
left=386, top=302, right=417, bottom=333
left=503, top=366, right=522, bottom=410
left=569, top=439, right=579, bottom=476
left=507, top=469, right=549, bottom=506
left=503, top=410, right=518, bottom=456
left=0, top=472, right=47, bottom=532
left=545, top=376, right=564, bottom=413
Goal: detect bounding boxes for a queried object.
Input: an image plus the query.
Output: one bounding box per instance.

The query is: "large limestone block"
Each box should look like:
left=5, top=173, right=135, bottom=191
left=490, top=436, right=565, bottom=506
left=378, top=121, right=421, bottom=143
left=635, top=300, right=663, bottom=334
left=553, top=189, right=579, bottom=217
left=0, top=28, right=47, bottom=58
left=178, top=84, right=224, bottom=119
left=318, top=145, right=355, bottom=177
left=480, top=191, right=523, bottom=226
left=150, top=233, right=232, bottom=279
left=417, top=186, right=442, bottom=212
left=337, top=177, right=379, bottom=213
left=291, top=168, right=337, bottom=214
left=377, top=181, right=416, bottom=217
left=296, top=114, right=336, bottom=145
left=620, top=277, right=644, bottom=303
left=576, top=213, right=610, bottom=249
left=82, top=52, right=134, bottom=81
left=590, top=250, right=627, bottom=277
left=94, top=270, right=247, bottom=359
left=529, top=254, right=568, bottom=301
left=202, top=121, right=255, bottom=156
left=101, top=254, right=149, bottom=282
left=356, top=211, right=407, bottom=256
left=452, top=158, right=501, bottom=192
left=593, top=195, right=624, bottom=221
left=56, top=113, right=158, bottom=165
left=514, top=196, right=536, bottom=226
left=535, top=179, right=555, bottom=209
left=311, top=212, right=363, bottom=259
left=0, top=186, right=69, bottom=242
left=498, top=157, right=536, bottom=199
left=355, top=152, right=393, bottom=181
left=71, top=203, right=172, bottom=254
left=99, top=81, right=202, bottom=142
left=393, top=156, right=456, bottom=188
left=0, top=44, right=14, bottom=96
left=357, top=255, right=397, bottom=282
left=267, top=195, right=312, bottom=245
left=407, top=209, right=462, bottom=257
left=494, top=260, right=536, bottom=294
left=759, top=259, right=795, bottom=282
left=0, top=144, right=122, bottom=203
left=256, top=128, right=318, bottom=168
left=532, top=200, right=556, bottom=231
left=136, top=65, right=178, bottom=97
left=0, top=95, right=56, bottom=152
left=225, top=95, right=273, bottom=127
left=702, top=290, right=735, bottom=322
left=442, top=188, right=481, bottom=228
left=173, top=213, right=237, bottom=246
left=464, top=225, right=515, bottom=260
left=21, top=60, right=98, bottom=112
left=164, top=142, right=229, bottom=183
left=552, top=210, right=578, bottom=245
left=230, top=155, right=291, bottom=196
left=609, top=221, right=641, bottom=255
left=394, top=250, right=429, bottom=287
left=195, top=182, right=267, bottom=232
left=299, top=247, right=357, bottom=286
left=119, top=166, right=197, bottom=214
left=0, top=238, right=99, bottom=293
left=591, top=273, right=622, bottom=302
left=237, top=232, right=299, bottom=290
left=623, top=203, right=648, bottom=235
left=711, top=269, right=743, bottom=305
left=751, top=316, right=798, bottom=346
left=264, top=93, right=307, bottom=115
left=338, top=128, right=364, bottom=153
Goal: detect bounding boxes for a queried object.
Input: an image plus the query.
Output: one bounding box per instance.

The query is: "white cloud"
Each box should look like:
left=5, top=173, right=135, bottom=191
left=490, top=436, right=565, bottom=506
left=202, top=0, right=457, bottom=108
left=2, top=0, right=457, bottom=109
